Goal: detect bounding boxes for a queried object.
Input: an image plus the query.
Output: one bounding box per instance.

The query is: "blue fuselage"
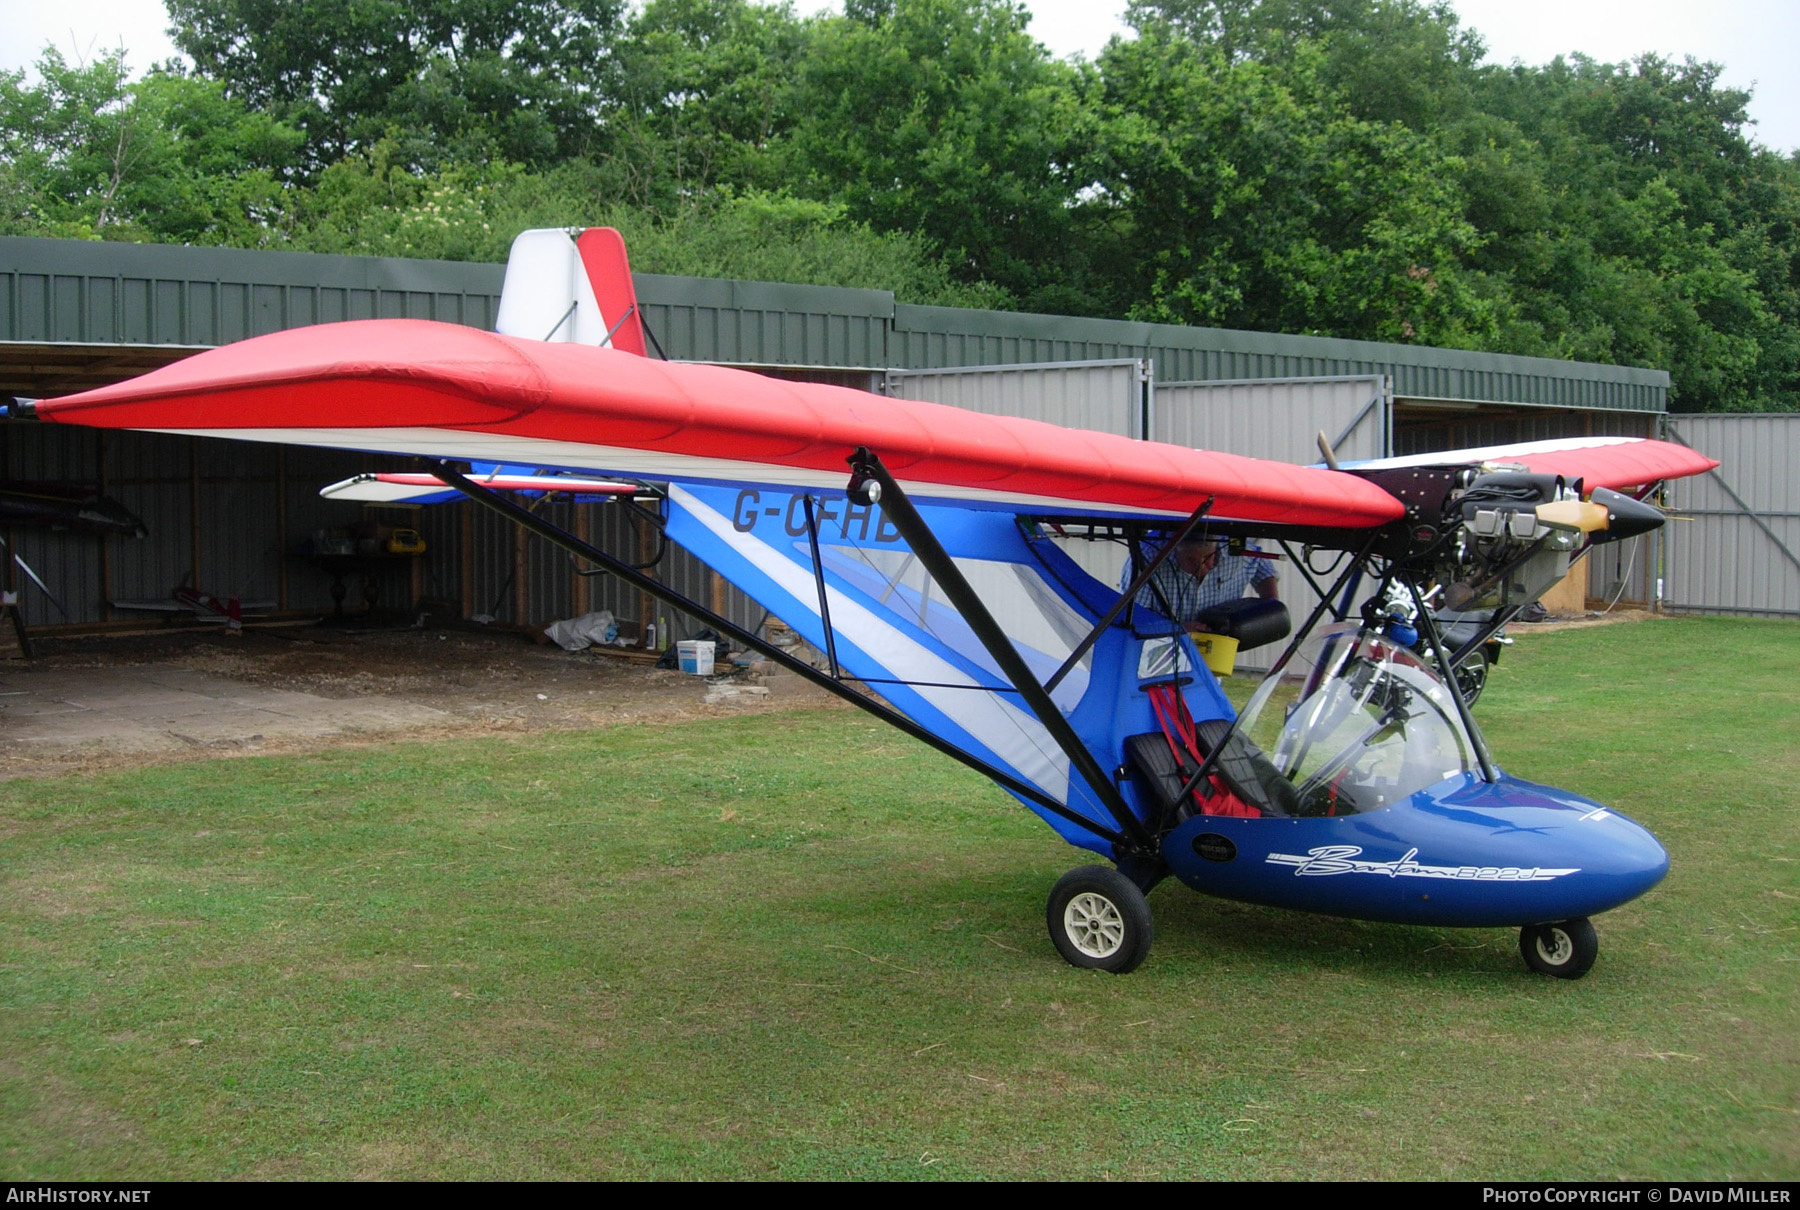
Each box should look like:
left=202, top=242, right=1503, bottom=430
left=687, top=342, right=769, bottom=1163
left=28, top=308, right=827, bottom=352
left=1161, top=772, right=1669, bottom=927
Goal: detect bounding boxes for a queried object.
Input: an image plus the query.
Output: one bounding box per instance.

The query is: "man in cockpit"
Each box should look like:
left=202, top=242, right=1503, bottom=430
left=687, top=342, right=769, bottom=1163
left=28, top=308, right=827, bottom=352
left=1134, top=535, right=1279, bottom=626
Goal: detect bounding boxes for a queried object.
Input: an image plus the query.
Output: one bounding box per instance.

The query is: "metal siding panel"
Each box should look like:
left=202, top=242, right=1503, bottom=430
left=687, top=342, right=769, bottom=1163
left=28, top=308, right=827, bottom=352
left=469, top=504, right=516, bottom=623
left=252, top=284, right=283, bottom=335
left=219, top=282, right=247, bottom=343
left=414, top=499, right=462, bottom=607
left=1154, top=377, right=1388, bottom=463
left=191, top=438, right=280, bottom=605
left=1663, top=415, right=1800, bottom=617
left=104, top=430, right=193, bottom=608
left=53, top=276, right=82, bottom=341
left=886, top=361, right=1143, bottom=438
left=10, top=525, right=102, bottom=625
left=86, top=277, right=115, bottom=342
left=188, top=282, right=214, bottom=344
left=1150, top=376, right=1388, bottom=672
left=121, top=278, right=149, bottom=343
left=591, top=501, right=643, bottom=625
left=279, top=446, right=380, bottom=611
left=153, top=280, right=181, bottom=343
left=527, top=499, right=575, bottom=628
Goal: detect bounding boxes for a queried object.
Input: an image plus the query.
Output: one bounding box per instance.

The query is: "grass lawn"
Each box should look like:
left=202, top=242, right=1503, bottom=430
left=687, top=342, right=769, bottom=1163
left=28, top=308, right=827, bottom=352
left=2, top=616, right=1796, bottom=1180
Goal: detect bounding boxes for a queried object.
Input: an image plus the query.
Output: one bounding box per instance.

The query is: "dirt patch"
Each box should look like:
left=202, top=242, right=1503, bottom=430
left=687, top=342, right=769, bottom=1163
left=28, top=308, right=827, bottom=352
left=1511, top=607, right=1664, bottom=635
left=0, top=622, right=842, bottom=780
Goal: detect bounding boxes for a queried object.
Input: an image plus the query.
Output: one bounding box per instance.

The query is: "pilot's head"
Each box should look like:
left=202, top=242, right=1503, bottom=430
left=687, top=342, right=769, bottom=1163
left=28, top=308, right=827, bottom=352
left=1175, top=535, right=1221, bottom=580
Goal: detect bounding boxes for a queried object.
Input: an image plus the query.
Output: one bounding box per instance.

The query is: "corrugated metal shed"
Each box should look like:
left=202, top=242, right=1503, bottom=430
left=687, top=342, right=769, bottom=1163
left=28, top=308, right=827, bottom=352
left=1155, top=376, right=1389, bottom=462
left=0, top=233, right=1691, bottom=640
left=884, top=360, right=1148, bottom=437
left=890, top=303, right=1668, bottom=413
left=638, top=273, right=891, bottom=369
left=0, top=422, right=396, bottom=627
left=0, top=235, right=502, bottom=349
left=3, top=234, right=1668, bottom=412
left=1394, top=402, right=1655, bottom=456
left=1662, top=414, right=1800, bottom=618
left=1148, top=377, right=1387, bottom=671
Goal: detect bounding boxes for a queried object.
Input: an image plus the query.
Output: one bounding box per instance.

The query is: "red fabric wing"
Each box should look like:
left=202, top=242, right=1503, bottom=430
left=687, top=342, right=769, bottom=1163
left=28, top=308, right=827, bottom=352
left=39, top=319, right=1407, bottom=529
left=1505, top=441, right=1718, bottom=492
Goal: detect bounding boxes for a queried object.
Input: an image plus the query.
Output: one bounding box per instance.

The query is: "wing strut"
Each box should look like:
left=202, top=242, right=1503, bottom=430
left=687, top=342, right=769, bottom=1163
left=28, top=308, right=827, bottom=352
left=800, top=494, right=843, bottom=679
left=1405, top=577, right=1499, bottom=784
left=429, top=460, right=1127, bottom=849
left=846, top=449, right=1158, bottom=857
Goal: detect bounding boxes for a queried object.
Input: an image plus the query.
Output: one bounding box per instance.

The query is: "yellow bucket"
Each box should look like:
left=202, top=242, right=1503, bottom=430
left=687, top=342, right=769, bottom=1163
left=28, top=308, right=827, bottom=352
left=1190, top=632, right=1240, bottom=677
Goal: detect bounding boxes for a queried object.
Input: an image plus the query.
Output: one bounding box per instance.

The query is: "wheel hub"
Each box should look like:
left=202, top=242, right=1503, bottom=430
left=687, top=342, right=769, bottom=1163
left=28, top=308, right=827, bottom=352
left=1535, top=928, right=1574, bottom=965
left=1064, top=892, right=1125, bottom=959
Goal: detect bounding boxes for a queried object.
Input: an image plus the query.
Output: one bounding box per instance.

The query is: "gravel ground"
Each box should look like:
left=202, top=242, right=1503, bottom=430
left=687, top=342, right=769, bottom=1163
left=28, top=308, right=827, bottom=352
left=0, top=621, right=838, bottom=780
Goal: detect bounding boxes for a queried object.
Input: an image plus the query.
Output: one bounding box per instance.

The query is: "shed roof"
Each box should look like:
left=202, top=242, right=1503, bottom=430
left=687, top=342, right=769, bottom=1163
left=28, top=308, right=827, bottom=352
left=0, top=235, right=1667, bottom=411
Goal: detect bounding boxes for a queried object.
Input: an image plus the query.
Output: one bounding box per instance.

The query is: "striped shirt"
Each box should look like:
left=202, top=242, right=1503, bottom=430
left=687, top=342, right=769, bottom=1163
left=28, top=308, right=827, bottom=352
left=1131, top=539, right=1276, bottom=623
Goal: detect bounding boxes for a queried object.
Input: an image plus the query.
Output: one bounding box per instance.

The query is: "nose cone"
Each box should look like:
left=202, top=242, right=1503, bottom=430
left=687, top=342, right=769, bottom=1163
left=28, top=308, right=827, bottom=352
left=1402, top=776, right=1670, bottom=925
left=1562, top=805, right=1669, bottom=916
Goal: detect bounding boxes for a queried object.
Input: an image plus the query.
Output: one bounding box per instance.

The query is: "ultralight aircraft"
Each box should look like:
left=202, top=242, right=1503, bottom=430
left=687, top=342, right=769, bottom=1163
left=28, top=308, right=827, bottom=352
left=20, top=228, right=1721, bottom=979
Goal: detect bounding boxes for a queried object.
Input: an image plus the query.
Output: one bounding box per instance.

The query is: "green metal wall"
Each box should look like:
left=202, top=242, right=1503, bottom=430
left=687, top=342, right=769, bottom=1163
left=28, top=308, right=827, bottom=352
left=890, top=304, right=1667, bottom=412
left=1, top=235, right=1668, bottom=412
left=0, top=236, right=503, bottom=347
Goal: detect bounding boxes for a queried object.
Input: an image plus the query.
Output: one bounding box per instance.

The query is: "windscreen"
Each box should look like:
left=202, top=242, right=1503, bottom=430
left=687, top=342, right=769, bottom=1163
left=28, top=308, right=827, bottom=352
left=1235, top=623, right=1476, bottom=815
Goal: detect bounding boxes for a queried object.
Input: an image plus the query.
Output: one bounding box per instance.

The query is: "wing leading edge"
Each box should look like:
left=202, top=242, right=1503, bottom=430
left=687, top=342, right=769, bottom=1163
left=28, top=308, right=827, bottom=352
left=1340, top=436, right=1716, bottom=494
left=36, top=318, right=1405, bottom=530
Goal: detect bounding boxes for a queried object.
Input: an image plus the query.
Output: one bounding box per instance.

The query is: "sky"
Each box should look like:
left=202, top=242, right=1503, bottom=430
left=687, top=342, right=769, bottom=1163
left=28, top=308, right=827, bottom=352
left=2, top=0, right=1795, bottom=153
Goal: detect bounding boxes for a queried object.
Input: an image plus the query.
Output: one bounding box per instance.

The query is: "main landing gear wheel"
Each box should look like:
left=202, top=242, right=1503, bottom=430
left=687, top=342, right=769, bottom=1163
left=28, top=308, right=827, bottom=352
left=1047, top=865, right=1153, bottom=974
left=1454, top=650, right=1490, bottom=707
left=1519, top=917, right=1598, bottom=979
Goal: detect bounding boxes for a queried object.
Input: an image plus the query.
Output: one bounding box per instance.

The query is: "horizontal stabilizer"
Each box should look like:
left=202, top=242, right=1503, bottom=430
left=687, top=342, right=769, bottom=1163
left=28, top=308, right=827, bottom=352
left=320, top=470, right=642, bottom=504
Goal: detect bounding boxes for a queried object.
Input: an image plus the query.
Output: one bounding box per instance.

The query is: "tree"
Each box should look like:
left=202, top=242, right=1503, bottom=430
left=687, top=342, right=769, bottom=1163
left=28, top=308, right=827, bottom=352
left=1458, top=53, right=1800, bottom=410
left=166, top=0, right=627, bottom=170
left=780, top=0, right=1092, bottom=309
left=0, top=48, right=302, bottom=243
left=1091, top=19, right=1493, bottom=344
left=600, top=0, right=811, bottom=208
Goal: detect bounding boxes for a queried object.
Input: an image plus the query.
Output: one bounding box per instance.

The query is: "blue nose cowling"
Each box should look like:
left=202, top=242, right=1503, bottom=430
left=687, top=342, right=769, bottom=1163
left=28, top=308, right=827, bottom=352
left=1161, top=773, right=1670, bottom=928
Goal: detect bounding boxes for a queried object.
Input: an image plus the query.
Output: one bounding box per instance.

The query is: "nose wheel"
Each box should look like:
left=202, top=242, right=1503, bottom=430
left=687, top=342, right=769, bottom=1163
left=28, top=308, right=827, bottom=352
left=1519, top=917, right=1598, bottom=979
left=1047, top=866, right=1154, bottom=973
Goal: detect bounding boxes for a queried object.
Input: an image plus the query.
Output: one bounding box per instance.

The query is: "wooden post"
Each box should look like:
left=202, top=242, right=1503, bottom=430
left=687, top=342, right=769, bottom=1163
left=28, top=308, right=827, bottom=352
left=459, top=500, right=473, bottom=619
left=275, top=446, right=289, bottom=609
left=97, top=432, right=112, bottom=620
left=572, top=503, right=591, bottom=617
left=189, top=442, right=201, bottom=588
left=513, top=519, right=529, bottom=628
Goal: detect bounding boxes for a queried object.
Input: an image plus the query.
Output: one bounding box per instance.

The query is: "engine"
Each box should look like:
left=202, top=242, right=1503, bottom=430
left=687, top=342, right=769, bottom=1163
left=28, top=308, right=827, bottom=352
left=1350, top=465, right=1665, bottom=615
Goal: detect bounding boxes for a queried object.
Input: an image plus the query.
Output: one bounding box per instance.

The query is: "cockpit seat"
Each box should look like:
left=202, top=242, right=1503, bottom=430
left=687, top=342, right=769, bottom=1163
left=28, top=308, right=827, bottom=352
left=1190, top=719, right=1302, bottom=818
left=1125, top=721, right=1299, bottom=823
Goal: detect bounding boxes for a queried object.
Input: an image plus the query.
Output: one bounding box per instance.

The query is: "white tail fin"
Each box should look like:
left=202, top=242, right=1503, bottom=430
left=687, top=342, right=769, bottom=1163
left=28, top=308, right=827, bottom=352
left=494, top=227, right=646, bottom=355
